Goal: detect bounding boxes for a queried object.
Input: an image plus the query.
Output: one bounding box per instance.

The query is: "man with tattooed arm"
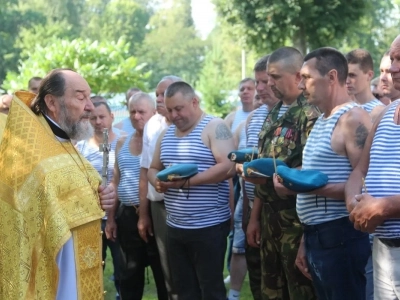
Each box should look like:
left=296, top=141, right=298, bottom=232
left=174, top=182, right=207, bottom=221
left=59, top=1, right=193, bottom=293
left=288, top=48, right=372, bottom=300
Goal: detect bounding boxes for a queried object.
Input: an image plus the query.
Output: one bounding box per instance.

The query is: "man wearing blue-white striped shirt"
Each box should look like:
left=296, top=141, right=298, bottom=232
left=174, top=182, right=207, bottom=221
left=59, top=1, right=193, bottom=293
left=290, top=47, right=373, bottom=300
left=346, top=35, right=400, bottom=300
left=148, top=81, right=236, bottom=300
left=240, top=55, right=280, bottom=300
left=345, top=49, right=385, bottom=123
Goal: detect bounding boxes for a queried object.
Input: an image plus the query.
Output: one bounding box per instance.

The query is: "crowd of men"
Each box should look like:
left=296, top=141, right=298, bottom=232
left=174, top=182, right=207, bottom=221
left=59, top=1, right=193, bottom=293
left=1, top=34, right=400, bottom=300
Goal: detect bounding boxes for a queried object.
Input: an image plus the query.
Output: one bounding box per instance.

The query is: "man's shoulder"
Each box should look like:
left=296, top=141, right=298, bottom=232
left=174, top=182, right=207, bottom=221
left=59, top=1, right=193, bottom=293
left=205, top=117, right=233, bottom=139
left=340, top=105, right=370, bottom=128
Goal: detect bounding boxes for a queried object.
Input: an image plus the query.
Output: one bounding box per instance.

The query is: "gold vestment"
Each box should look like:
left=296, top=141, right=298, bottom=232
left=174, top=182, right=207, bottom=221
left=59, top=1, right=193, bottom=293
left=0, top=91, right=105, bottom=299
left=0, top=113, right=6, bottom=142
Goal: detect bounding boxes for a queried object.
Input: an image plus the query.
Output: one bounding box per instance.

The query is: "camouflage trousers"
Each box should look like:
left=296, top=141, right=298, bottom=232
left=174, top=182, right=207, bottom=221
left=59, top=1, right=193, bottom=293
left=260, top=205, right=316, bottom=300
left=244, top=206, right=262, bottom=300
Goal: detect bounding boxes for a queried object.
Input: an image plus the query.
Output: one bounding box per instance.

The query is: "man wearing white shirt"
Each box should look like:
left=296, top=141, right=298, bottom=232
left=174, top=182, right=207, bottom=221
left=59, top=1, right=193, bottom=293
left=138, top=75, right=181, bottom=300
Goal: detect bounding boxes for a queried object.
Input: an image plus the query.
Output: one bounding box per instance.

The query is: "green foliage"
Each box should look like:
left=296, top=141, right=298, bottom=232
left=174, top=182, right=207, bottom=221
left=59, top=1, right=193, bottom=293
left=0, top=1, right=44, bottom=84
left=2, top=38, right=150, bottom=95
left=338, top=0, right=396, bottom=75
left=213, top=0, right=368, bottom=54
left=138, top=0, right=205, bottom=88
left=197, top=26, right=257, bottom=118
left=82, top=0, right=152, bottom=53
left=197, top=41, right=233, bottom=118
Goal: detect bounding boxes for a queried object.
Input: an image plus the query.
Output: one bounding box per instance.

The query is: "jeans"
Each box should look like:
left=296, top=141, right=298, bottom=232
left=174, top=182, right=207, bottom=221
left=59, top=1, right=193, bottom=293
left=233, top=196, right=245, bottom=254
left=304, top=217, right=370, bottom=300
left=227, top=175, right=241, bottom=271
left=167, top=220, right=230, bottom=300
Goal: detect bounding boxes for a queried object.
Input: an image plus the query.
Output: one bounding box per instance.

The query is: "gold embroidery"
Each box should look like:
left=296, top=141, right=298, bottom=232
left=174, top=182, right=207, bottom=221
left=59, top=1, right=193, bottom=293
left=0, top=91, right=104, bottom=299
left=74, top=221, right=104, bottom=300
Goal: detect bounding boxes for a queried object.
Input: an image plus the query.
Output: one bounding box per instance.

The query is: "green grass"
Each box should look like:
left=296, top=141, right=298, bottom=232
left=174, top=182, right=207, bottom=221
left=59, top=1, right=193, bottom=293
left=103, top=245, right=253, bottom=300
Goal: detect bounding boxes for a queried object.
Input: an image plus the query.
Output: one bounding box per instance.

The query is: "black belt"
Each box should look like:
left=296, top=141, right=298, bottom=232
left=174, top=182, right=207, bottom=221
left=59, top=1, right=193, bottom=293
left=302, top=216, right=350, bottom=233
left=379, top=238, right=400, bottom=248
left=262, top=199, right=296, bottom=213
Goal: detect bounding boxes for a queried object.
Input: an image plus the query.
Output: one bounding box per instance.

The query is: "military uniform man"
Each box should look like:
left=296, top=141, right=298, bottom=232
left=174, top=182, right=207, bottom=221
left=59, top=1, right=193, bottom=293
left=246, top=47, right=318, bottom=300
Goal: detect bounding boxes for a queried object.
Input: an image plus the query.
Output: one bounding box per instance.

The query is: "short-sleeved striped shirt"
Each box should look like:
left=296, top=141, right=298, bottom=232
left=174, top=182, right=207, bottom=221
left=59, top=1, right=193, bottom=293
left=245, top=105, right=268, bottom=202
left=297, top=103, right=356, bottom=225
left=362, top=98, right=384, bottom=113
left=76, top=134, right=119, bottom=219
left=365, top=101, right=400, bottom=238
left=76, top=134, right=119, bottom=185
left=160, top=115, right=230, bottom=229
left=117, top=134, right=141, bottom=206
left=247, top=104, right=268, bottom=147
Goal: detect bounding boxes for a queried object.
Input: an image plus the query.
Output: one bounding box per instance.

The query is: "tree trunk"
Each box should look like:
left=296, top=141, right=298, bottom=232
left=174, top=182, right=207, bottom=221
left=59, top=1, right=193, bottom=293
left=293, top=25, right=307, bottom=55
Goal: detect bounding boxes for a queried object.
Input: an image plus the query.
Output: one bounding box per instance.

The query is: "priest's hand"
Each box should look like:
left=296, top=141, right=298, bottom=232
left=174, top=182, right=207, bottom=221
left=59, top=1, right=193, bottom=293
left=105, top=218, right=117, bottom=242
left=98, top=183, right=116, bottom=211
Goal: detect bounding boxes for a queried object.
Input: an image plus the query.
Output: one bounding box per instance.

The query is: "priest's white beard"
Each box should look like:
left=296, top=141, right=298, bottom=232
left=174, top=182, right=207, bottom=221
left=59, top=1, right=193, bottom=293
left=58, top=101, right=93, bottom=141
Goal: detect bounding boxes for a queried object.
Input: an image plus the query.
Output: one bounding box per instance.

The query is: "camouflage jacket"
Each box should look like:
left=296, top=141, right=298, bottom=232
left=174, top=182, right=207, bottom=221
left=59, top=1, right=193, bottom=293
left=255, top=95, right=320, bottom=203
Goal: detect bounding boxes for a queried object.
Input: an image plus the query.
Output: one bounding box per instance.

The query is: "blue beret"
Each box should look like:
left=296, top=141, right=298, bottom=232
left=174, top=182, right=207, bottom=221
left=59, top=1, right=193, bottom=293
left=228, top=148, right=258, bottom=163
left=243, top=158, right=287, bottom=177
left=157, top=164, right=198, bottom=182
left=277, top=165, right=328, bottom=192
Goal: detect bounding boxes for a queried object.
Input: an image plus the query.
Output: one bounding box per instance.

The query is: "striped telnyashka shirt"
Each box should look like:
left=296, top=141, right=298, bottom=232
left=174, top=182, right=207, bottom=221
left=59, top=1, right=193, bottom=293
left=117, top=133, right=141, bottom=206
left=297, top=103, right=357, bottom=225
left=160, top=115, right=230, bottom=229
left=365, top=100, right=400, bottom=238
left=362, top=98, right=384, bottom=113
left=245, top=105, right=269, bottom=202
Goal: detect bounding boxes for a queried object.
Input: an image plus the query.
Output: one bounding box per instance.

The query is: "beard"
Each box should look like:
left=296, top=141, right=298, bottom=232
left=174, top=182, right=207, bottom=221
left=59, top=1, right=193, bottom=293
left=58, top=100, right=93, bottom=141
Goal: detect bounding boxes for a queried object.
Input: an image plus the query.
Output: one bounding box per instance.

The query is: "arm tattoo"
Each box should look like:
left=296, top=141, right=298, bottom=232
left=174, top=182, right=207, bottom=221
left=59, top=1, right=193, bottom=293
left=215, top=123, right=233, bottom=140
left=355, top=124, right=368, bottom=149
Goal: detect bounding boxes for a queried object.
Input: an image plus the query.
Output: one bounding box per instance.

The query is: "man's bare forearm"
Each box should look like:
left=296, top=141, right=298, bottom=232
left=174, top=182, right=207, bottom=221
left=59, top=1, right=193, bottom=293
left=139, top=167, right=150, bottom=217
left=309, top=183, right=346, bottom=201
left=148, top=168, right=159, bottom=188
left=249, top=196, right=262, bottom=222
left=188, top=162, right=235, bottom=186
left=345, top=169, right=364, bottom=208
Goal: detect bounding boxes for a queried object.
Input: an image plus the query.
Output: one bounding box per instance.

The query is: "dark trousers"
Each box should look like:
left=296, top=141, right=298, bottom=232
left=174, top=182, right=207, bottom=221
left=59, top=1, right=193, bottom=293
left=150, top=201, right=178, bottom=300
left=116, top=205, right=168, bottom=300
left=304, top=217, right=370, bottom=300
left=167, top=220, right=230, bottom=300
left=102, top=219, right=121, bottom=294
